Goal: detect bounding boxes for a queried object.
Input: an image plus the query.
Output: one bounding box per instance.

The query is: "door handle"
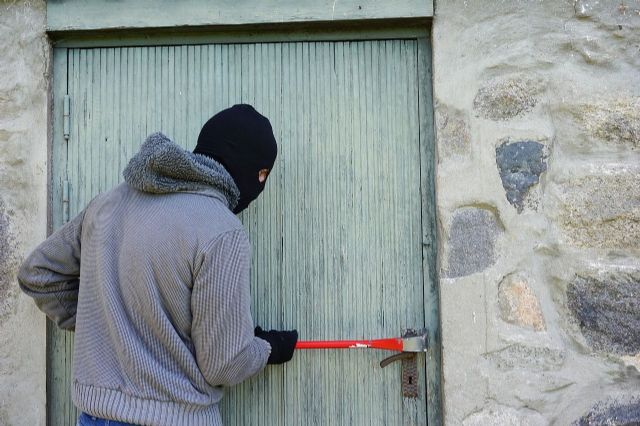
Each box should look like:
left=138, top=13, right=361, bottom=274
left=379, top=329, right=424, bottom=399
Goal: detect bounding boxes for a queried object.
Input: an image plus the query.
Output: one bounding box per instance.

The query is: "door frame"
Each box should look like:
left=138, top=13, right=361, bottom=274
left=49, top=23, right=440, bottom=425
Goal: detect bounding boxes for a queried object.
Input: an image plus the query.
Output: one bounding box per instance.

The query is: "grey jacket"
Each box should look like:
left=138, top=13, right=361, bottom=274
left=18, top=132, right=270, bottom=426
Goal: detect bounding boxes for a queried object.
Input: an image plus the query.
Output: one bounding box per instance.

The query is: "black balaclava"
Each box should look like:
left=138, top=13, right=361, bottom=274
left=194, top=104, right=278, bottom=214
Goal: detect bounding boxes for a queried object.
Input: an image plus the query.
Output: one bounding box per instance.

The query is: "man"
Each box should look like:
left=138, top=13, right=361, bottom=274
left=18, top=104, right=297, bottom=425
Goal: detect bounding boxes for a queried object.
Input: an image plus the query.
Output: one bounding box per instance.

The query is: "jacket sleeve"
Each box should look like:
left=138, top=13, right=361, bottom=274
left=17, top=209, right=86, bottom=331
left=191, top=229, right=271, bottom=387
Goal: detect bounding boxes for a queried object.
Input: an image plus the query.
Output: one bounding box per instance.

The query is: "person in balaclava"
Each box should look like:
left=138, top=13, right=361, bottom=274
left=18, top=104, right=297, bottom=426
left=194, top=103, right=278, bottom=214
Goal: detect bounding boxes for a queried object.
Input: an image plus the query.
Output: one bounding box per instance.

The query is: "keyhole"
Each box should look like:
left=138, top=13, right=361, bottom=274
left=408, top=376, right=413, bottom=384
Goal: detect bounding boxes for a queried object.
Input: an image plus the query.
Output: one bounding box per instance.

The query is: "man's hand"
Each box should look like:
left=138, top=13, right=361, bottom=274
left=254, top=326, right=298, bottom=365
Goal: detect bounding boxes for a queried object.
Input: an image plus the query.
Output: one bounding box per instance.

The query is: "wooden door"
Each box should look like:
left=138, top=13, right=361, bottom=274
left=50, top=34, right=439, bottom=425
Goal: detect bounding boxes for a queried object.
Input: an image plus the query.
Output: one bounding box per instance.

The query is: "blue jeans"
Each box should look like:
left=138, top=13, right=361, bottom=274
left=77, top=412, right=139, bottom=426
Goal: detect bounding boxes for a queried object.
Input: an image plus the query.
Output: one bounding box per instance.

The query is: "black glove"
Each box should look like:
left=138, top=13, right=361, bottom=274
left=254, top=326, right=298, bottom=365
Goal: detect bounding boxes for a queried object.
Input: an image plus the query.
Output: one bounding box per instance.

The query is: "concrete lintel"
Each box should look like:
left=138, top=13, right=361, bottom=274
left=47, top=0, right=433, bottom=32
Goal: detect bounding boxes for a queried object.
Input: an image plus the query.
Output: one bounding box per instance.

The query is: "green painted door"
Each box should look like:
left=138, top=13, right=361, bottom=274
left=51, top=35, right=439, bottom=425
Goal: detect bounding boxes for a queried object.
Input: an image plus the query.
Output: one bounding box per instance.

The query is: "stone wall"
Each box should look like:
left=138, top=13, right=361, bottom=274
left=432, top=1, right=640, bottom=424
left=0, top=1, right=48, bottom=425
left=1, top=0, right=639, bottom=425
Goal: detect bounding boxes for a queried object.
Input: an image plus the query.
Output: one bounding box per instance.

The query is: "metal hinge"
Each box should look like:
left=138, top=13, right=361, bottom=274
left=62, top=94, right=70, bottom=223
left=63, top=94, right=70, bottom=141
left=62, top=180, right=70, bottom=223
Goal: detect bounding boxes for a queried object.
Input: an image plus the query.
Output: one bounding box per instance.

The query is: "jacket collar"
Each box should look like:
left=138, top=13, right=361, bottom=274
left=122, top=132, right=240, bottom=210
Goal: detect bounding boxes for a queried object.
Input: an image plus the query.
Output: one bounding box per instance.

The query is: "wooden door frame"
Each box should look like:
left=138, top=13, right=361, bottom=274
left=49, top=22, right=441, bottom=425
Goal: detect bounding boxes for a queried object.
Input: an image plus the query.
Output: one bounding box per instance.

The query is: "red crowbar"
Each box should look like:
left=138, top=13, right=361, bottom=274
left=295, top=330, right=428, bottom=353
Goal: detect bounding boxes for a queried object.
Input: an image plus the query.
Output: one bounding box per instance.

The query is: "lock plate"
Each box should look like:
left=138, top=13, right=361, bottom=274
left=401, top=329, right=419, bottom=398
left=401, top=353, right=419, bottom=398
left=379, top=329, right=421, bottom=399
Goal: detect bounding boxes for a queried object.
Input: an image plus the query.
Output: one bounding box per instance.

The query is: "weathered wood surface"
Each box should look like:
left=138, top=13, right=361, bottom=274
left=51, top=25, right=428, bottom=49
left=417, top=36, right=442, bottom=426
left=47, top=0, right=433, bottom=32
left=49, top=46, right=80, bottom=426
left=51, top=35, right=437, bottom=425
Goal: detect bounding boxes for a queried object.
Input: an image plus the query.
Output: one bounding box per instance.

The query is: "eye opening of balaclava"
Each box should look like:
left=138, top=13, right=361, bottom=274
left=194, top=104, right=278, bottom=213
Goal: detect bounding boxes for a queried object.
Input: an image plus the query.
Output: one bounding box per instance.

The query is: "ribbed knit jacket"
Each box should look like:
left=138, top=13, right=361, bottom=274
left=18, top=132, right=271, bottom=426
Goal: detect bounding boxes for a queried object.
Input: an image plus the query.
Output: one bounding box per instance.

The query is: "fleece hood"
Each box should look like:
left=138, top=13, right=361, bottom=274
left=123, top=132, right=240, bottom=210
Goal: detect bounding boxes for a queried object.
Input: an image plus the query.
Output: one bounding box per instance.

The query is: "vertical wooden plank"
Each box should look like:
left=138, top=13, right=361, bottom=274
left=187, top=44, right=198, bottom=146
left=177, top=45, right=187, bottom=146
left=195, top=44, right=203, bottom=145
left=106, top=48, right=116, bottom=190
left=232, top=44, right=242, bottom=105
left=181, top=45, right=190, bottom=146
left=168, top=46, right=175, bottom=136
left=148, top=47, right=159, bottom=135
left=225, top=42, right=249, bottom=426
left=351, top=39, right=365, bottom=425
left=122, top=47, right=130, bottom=181
left=219, top=40, right=287, bottom=426
left=126, top=47, right=137, bottom=153
left=50, top=48, right=67, bottom=230
left=417, top=36, right=441, bottom=426
left=216, top=44, right=225, bottom=111
left=126, top=47, right=135, bottom=181
left=48, top=46, right=69, bottom=426
left=89, top=48, right=98, bottom=198
left=257, top=41, right=284, bottom=426
left=134, top=48, right=144, bottom=150
left=283, top=40, right=301, bottom=426
left=378, top=38, right=392, bottom=425
left=68, top=49, right=79, bottom=221
left=401, top=39, right=428, bottom=426
left=121, top=47, right=131, bottom=183
left=331, top=39, right=347, bottom=422
left=80, top=49, right=90, bottom=212
left=98, top=48, right=106, bottom=193
left=113, top=47, right=123, bottom=178
left=140, top=47, right=148, bottom=139
left=49, top=45, right=66, bottom=245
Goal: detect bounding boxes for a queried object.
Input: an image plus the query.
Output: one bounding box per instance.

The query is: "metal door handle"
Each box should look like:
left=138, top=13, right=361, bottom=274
left=379, top=329, right=424, bottom=399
